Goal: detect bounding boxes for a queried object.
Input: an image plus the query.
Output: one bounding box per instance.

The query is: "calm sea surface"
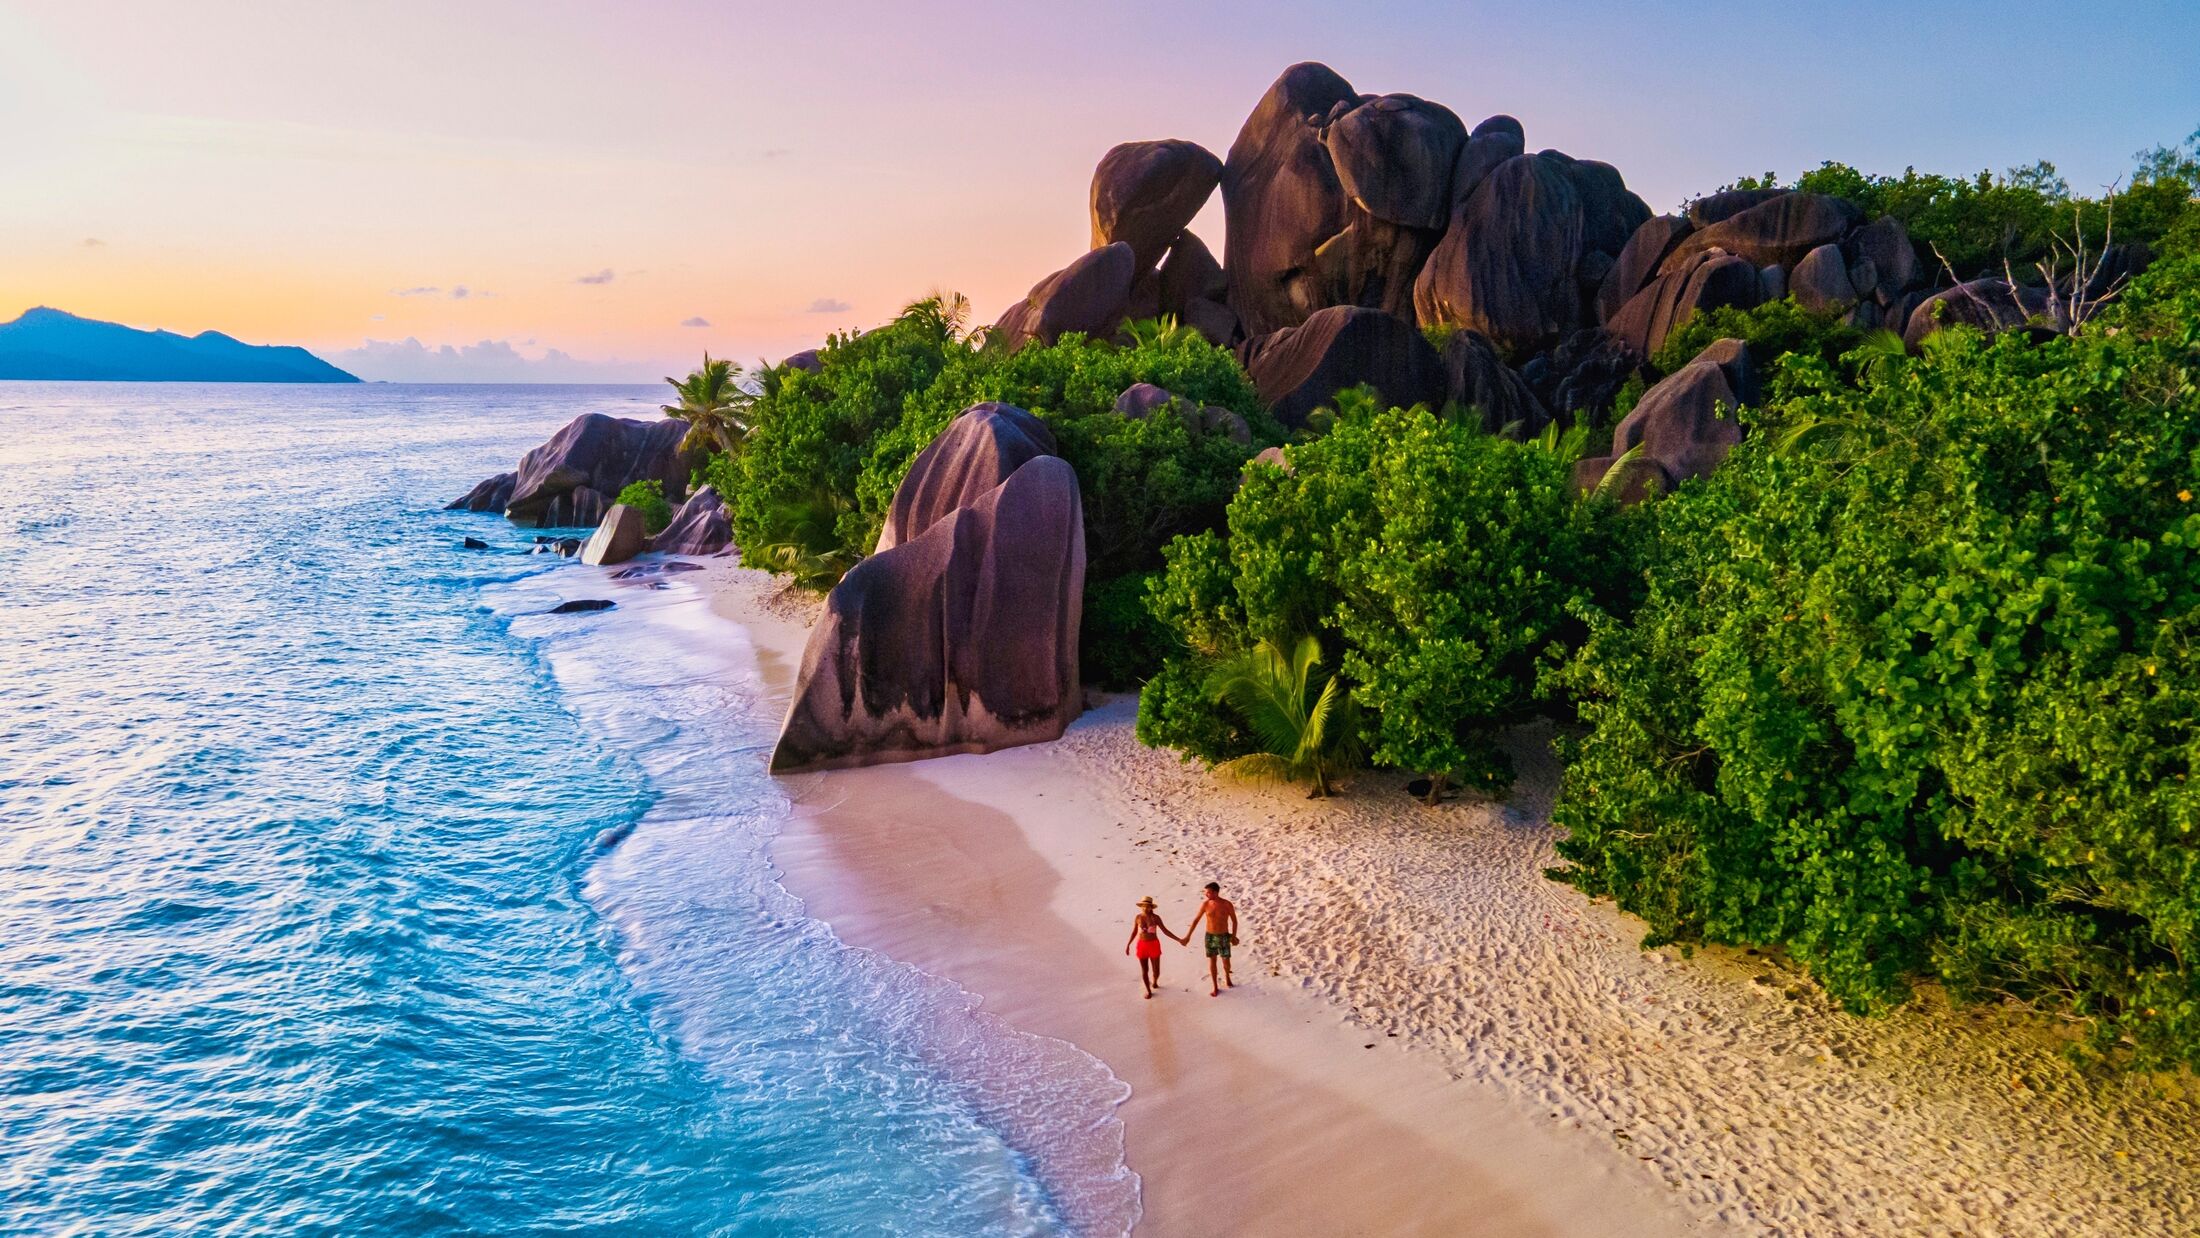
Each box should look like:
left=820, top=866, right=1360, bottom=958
left=0, top=383, right=1132, bottom=1236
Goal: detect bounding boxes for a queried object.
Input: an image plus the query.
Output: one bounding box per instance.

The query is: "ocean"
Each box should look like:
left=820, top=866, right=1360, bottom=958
left=0, top=383, right=1134, bottom=1236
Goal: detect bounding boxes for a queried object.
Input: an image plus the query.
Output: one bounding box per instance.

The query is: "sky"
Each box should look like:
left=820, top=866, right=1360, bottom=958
left=2, top=0, right=2196, bottom=382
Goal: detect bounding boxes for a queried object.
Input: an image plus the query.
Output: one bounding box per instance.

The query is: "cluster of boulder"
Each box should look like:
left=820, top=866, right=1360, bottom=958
left=986, top=60, right=2122, bottom=499
left=447, top=412, right=735, bottom=564
left=771, top=403, right=1086, bottom=773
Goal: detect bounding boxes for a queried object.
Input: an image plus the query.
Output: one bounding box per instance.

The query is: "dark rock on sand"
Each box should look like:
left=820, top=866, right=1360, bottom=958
left=550, top=598, right=616, bottom=614
left=580, top=503, right=649, bottom=567
left=649, top=485, right=734, bottom=556
left=1239, top=305, right=1446, bottom=428
left=1090, top=139, right=1224, bottom=272
left=772, top=452, right=1085, bottom=773
left=993, top=242, right=1138, bottom=349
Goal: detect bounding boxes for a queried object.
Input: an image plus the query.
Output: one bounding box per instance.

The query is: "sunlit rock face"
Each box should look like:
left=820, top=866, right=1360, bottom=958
left=771, top=406, right=1085, bottom=774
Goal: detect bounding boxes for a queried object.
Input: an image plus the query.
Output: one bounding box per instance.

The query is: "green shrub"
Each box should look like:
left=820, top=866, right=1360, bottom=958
left=1651, top=297, right=1865, bottom=389
left=614, top=479, right=674, bottom=534
left=1141, top=396, right=1637, bottom=790
left=729, top=300, right=961, bottom=580
left=1550, top=279, right=2200, bottom=1069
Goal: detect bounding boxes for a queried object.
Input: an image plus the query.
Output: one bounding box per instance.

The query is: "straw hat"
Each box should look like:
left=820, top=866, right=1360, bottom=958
left=1136, top=896, right=1157, bottom=909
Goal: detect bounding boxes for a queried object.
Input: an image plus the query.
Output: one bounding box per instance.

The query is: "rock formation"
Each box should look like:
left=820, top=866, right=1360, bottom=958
left=650, top=485, right=734, bottom=556
left=772, top=406, right=1086, bottom=773
left=1574, top=338, right=1757, bottom=502
left=580, top=503, right=650, bottom=567
left=876, top=403, right=1057, bottom=553
left=992, top=243, right=1139, bottom=350
left=1091, top=140, right=1224, bottom=272
left=1238, top=305, right=1447, bottom=428
left=1604, top=248, right=1766, bottom=359
left=1440, top=330, right=1550, bottom=433
left=451, top=413, right=694, bottom=528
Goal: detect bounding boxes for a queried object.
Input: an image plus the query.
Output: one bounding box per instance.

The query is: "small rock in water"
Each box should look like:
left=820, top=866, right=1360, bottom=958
left=554, top=538, right=582, bottom=557
left=594, top=822, right=635, bottom=849
left=549, top=598, right=615, bottom=614
left=461, top=536, right=490, bottom=550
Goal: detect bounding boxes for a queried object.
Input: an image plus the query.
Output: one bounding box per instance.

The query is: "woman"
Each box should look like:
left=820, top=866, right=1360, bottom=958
left=1123, top=896, right=1187, bottom=999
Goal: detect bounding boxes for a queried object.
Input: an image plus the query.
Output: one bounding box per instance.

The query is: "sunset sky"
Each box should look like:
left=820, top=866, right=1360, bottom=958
left=4, top=0, right=2196, bottom=381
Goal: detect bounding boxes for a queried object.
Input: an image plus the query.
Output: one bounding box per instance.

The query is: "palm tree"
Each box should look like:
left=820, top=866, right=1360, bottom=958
left=1204, top=634, right=1355, bottom=798
left=662, top=354, right=751, bottom=457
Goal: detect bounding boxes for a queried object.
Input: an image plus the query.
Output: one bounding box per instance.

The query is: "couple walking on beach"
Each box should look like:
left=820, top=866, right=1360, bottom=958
left=1125, top=882, right=1236, bottom=999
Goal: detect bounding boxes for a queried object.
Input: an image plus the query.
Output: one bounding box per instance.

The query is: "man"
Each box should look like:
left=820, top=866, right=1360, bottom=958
left=1190, top=881, right=1238, bottom=996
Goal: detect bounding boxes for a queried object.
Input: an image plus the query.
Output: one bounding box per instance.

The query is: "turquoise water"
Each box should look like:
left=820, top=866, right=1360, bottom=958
left=0, top=384, right=1133, bottom=1236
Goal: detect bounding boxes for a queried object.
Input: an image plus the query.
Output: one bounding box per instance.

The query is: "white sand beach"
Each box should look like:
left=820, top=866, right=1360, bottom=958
left=698, top=557, right=2200, bottom=1237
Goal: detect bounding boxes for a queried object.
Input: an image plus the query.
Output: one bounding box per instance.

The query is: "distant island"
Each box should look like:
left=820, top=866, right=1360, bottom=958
left=0, top=307, right=359, bottom=383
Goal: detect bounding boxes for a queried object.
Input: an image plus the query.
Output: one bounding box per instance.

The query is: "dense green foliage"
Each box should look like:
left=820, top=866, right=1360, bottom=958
left=717, top=301, right=1274, bottom=685
left=1710, top=130, right=2200, bottom=285
left=1139, top=395, right=1638, bottom=789
left=1651, top=298, right=1864, bottom=381
left=613, top=479, right=673, bottom=534
left=1550, top=262, right=2200, bottom=1069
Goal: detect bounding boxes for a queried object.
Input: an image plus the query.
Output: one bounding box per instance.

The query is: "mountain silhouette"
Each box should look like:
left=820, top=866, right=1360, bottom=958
left=0, top=307, right=360, bottom=382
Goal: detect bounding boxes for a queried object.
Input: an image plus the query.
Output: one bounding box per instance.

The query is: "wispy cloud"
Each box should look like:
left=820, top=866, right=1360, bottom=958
left=680, top=316, right=711, bottom=328
left=760, top=147, right=792, bottom=161
left=394, top=286, right=442, bottom=297
left=576, top=269, right=616, bottom=285
left=328, top=337, right=658, bottom=383
left=80, top=237, right=104, bottom=248
left=806, top=297, right=852, bottom=314
left=450, top=285, right=470, bottom=300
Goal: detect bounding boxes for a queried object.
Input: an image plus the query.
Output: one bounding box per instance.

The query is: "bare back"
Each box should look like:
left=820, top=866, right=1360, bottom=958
left=1196, top=896, right=1235, bottom=936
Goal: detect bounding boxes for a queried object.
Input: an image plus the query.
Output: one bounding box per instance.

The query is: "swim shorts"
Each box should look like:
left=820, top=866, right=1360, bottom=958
left=1204, top=932, right=1231, bottom=959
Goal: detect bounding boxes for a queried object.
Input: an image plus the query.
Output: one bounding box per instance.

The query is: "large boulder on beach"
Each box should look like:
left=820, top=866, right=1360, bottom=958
left=772, top=453, right=1085, bottom=773
left=876, top=403, right=1058, bottom=553
left=1573, top=338, right=1756, bottom=502
left=496, top=413, right=693, bottom=528
left=580, top=503, right=650, bottom=567
left=1155, top=231, right=1243, bottom=346
left=1239, top=305, right=1446, bottom=428
left=1661, top=191, right=1862, bottom=275
left=650, top=485, right=733, bottom=556
left=1536, top=328, right=1646, bottom=427
left=1090, top=140, right=1223, bottom=272
left=993, top=242, right=1138, bottom=350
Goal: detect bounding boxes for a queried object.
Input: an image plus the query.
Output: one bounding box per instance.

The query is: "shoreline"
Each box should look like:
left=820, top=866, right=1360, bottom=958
left=692, top=555, right=2200, bottom=1236
left=701, top=558, right=1697, bottom=1236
